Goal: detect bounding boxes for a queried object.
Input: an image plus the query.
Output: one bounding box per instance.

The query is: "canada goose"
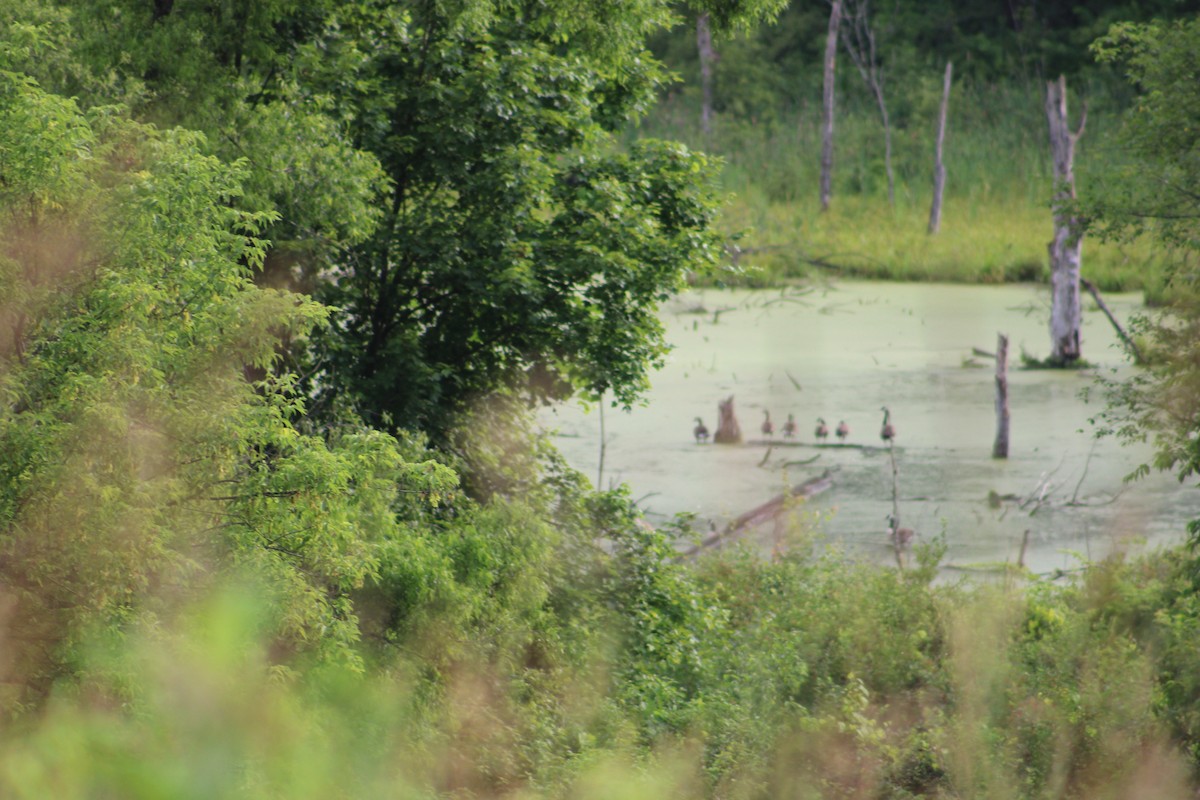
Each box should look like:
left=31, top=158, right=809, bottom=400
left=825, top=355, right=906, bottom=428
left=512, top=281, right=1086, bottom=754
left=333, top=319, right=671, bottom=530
left=782, top=413, right=798, bottom=438
left=880, top=406, right=895, bottom=443
left=814, top=417, right=829, bottom=441
left=761, top=410, right=775, bottom=438
left=886, top=514, right=914, bottom=548
left=836, top=420, right=850, bottom=442
left=693, top=417, right=709, bottom=443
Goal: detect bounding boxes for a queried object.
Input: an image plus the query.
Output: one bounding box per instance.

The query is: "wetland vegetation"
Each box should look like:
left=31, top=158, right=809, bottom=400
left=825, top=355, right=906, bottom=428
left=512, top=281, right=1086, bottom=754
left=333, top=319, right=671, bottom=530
left=3, top=1, right=1200, bottom=798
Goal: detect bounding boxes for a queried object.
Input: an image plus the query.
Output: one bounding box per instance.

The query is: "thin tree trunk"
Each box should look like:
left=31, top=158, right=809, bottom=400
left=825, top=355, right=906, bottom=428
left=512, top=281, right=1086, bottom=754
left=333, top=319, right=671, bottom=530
left=697, top=13, right=715, bottom=139
left=597, top=394, right=606, bottom=488
left=840, top=0, right=893, bottom=206
left=820, top=0, right=842, bottom=212
left=1046, top=75, right=1086, bottom=363
left=993, top=333, right=1009, bottom=459
left=877, top=87, right=894, bottom=206
left=928, top=61, right=952, bottom=234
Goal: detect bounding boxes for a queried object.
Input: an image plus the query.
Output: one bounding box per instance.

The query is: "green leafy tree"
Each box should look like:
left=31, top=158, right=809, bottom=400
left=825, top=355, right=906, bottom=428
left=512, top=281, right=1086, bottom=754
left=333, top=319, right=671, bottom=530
left=0, top=72, right=457, bottom=698
left=1085, top=20, right=1200, bottom=527
left=3, top=0, right=786, bottom=446
left=299, top=1, right=729, bottom=437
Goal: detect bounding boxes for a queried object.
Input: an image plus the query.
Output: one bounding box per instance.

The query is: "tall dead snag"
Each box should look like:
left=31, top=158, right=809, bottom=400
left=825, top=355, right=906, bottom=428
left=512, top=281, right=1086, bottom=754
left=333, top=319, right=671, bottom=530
left=1046, top=75, right=1086, bottom=363
left=697, top=12, right=715, bottom=139
left=820, top=0, right=842, bottom=212
left=993, top=333, right=1010, bottom=459
left=928, top=61, right=952, bottom=234
left=841, top=0, right=894, bottom=206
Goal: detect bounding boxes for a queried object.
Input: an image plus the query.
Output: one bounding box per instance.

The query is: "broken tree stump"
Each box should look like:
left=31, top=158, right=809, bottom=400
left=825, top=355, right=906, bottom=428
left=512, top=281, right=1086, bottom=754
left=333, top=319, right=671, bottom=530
left=714, top=394, right=743, bottom=444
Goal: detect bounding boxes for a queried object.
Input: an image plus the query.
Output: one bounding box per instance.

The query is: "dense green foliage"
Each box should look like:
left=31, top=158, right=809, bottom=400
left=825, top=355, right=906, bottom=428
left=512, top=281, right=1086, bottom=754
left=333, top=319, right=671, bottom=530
left=1084, top=21, right=1200, bottom=474
left=4, top=0, right=1200, bottom=797
left=1, top=0, right=794, bottom=440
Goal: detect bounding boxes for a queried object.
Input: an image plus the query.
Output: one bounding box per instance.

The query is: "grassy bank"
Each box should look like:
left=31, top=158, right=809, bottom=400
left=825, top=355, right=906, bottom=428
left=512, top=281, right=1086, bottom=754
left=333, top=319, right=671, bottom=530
left=718, top=194, right=1162, bottom=291
left=635, top=82, right=1165, bottom=293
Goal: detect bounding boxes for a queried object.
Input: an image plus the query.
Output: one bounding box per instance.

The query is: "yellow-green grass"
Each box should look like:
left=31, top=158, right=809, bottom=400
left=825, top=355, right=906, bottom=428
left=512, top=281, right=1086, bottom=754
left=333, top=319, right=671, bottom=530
left=712, top=191, right=1163, bottom=292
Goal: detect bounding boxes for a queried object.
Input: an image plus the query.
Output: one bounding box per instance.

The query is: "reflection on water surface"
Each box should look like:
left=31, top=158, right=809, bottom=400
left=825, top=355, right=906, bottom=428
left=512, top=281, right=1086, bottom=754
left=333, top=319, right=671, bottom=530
left=542, top=281, right=1200, bottom=574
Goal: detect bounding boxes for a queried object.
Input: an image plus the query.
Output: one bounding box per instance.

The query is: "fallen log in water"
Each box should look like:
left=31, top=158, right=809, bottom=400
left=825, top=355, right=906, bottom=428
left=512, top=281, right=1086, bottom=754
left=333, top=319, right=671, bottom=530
left=745, top=439, right=894, bottom=453
left=682, top=471, right=833, bottom=556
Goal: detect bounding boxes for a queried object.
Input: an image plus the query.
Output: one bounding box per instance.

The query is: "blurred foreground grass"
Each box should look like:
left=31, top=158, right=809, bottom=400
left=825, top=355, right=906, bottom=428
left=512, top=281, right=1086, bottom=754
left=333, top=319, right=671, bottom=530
left=3, top=543, right=1198, bottom=799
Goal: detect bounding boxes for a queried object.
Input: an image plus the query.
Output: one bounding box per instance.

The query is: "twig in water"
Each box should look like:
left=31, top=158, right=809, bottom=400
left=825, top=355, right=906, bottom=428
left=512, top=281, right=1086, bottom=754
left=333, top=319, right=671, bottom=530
left=1069, top=440, right=1098, bottom=506
left=758, top=445, right=774, bottom=468
left=783, top=454, right=822, bottom=467
left=1070, top=485, right=1129, bottom=507
left=1020, top=453, right=1068, bottom=515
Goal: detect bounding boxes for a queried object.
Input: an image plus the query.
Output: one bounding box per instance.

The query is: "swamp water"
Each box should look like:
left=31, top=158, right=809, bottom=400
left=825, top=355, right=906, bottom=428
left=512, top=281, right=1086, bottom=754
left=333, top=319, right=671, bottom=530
left=541, top=281, right=1200, bottom=575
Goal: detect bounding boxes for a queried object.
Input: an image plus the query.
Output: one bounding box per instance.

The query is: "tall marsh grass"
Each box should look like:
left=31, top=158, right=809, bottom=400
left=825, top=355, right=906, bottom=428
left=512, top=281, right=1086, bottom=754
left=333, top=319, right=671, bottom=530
left=636, top=81, right=1164, bottom=291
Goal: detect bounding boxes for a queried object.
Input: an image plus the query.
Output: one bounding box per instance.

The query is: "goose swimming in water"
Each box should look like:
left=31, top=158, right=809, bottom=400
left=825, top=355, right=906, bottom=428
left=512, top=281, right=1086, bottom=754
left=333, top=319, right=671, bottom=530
left=761, top=410, right=775, bottom=438
left=782, top=413, right=798, bottom=438
left=887, top=514, right=914, bottom=548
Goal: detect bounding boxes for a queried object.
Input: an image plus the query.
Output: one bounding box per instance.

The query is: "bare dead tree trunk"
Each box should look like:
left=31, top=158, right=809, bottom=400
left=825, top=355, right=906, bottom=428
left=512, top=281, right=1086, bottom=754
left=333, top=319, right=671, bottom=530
left=993, top=333, right=1009, bottom=459
left=697, top=13, right=715, bottom=140
left=928, top=61, right=952, bottom=234
left=841, top=0, right=894, bottom=206
left=820, top=0, right=842, bottom=212
left=1046, top=75, right=1086, bottom=364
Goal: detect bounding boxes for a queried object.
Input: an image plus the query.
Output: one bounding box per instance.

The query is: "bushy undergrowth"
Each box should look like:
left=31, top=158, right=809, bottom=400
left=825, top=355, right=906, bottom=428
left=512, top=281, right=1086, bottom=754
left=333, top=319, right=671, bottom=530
left=5, top=503, right=1200, bottom=798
